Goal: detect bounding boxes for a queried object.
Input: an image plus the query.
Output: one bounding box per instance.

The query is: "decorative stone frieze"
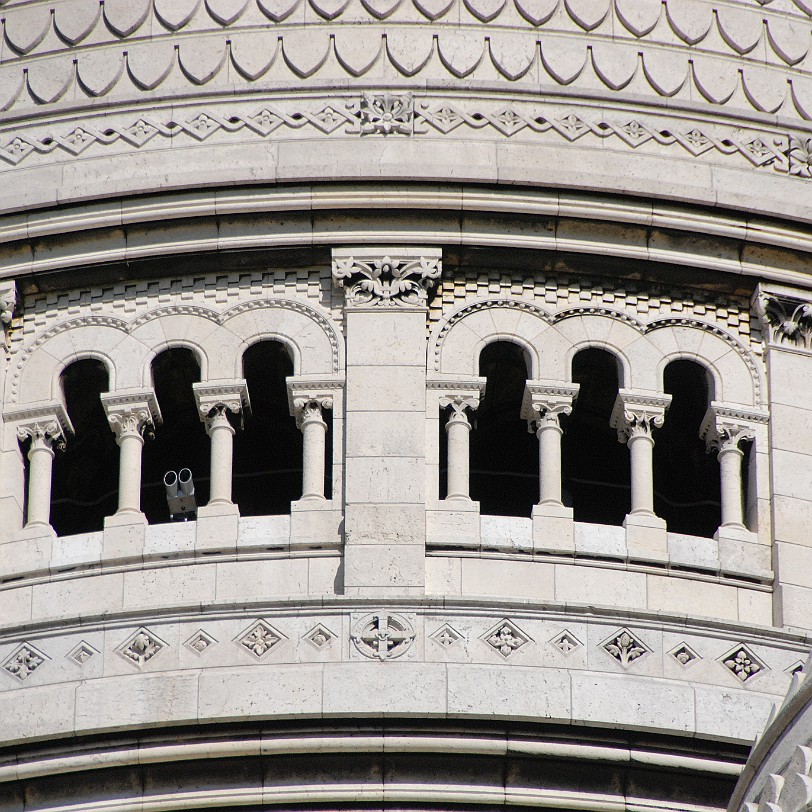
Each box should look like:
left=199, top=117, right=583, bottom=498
left=332, top=248, right=442, bottom=308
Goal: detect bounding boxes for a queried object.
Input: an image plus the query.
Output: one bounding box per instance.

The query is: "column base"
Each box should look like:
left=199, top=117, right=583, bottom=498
left=103, top=511, right=147, bottom=562
left=714, top=525, right=770, bottom=579
left=623, top=511, right=668, bottom=564
left=196, top=503, right=239, bottom=554
left=532, top=503, right=575, bottom=554
left=1, top=525, right=55, bottom=577
left=427, top=499, right=480, bottom=550
left=290, top=498, right=342, bottom=548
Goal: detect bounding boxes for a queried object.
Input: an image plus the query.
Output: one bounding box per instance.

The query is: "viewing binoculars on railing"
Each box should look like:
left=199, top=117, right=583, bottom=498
left=164, top=468, right=196, bottom=520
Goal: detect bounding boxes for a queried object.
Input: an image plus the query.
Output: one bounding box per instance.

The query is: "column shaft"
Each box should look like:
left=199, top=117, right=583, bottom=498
left=301, top=407, right=327, bottom=500
left=537, top=419, right=563, bottom=505
left=445, top=410, right=471, bottom=500
left=719, top=444, right=745, bottom=528
left=207, top=413, right=236, bottom=505
left=628, top=433, right=655, bottom=515
left=116, top=431, right=145, bottom=515
left=26, top=439, right=54, bottom=527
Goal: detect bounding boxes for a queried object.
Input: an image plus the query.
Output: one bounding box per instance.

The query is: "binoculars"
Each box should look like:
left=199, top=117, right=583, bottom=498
left=164, top=468, right=196, bottom=520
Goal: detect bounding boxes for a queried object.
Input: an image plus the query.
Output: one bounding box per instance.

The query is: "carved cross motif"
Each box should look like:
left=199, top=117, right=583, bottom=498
left=481, top=619, right=530, bottom=658
left=332, top=249, right=442, bottom=308
left=351, top=612, right=415, bottom=661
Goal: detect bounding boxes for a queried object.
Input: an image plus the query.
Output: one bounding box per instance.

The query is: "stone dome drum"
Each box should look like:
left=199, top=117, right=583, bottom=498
left=0, top=2, right=812, bottom=812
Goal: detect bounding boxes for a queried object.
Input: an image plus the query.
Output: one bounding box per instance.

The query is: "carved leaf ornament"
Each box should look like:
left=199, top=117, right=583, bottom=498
left=332, top=255, right=442, bottom=307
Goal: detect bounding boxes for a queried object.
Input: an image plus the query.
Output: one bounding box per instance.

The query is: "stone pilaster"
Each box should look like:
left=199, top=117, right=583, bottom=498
left=522, top=381, right=579, bottom=554
left=334, top=246, right=441, bottom=595
left=755, top=284, right=812, bottom=628
left=611, top=389, right=671, bottom=563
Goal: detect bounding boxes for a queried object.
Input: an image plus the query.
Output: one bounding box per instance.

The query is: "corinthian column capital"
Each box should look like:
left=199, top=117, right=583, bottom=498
left=7, top=402, right=73, bottom=451
left=101, top=390, right=162, bottom=441
left=521, top=381, right=580, bottom=432
left=610, top=390, right=672, bottom=444
left=700, top=402, right=768, bottom=454
left=193, top=380, right=250, bottom=432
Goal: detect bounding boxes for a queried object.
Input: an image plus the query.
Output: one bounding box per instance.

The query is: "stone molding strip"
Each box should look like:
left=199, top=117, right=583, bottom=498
left=0, top=732, right=743, bottom=785
left=1, top=190, right=812, bottom=288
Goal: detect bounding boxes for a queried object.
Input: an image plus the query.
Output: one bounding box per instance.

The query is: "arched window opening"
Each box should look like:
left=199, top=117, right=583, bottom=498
left=655, top=360, right=721, bottom=537
left=142, top=348, right=207, bottom=524
left=233, top=341, right=318, bottom=516
left=50, top=359, right=118, bottom=535
left=466, top=341, right=535, bottom=517
left=563, top=348, right=628, bottom=526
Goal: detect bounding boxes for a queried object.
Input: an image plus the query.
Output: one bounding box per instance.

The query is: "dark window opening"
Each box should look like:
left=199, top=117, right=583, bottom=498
left=233, top=341, right=319, bottom=516
left=563, top=348, right=629, bottom=526
left=142, top=348, right=208, bottom=524
left=654, top=360, right=720, bottom=537
left=50, top=359, right=118, bottom=535
left=467, top=341, right=536, bottom=517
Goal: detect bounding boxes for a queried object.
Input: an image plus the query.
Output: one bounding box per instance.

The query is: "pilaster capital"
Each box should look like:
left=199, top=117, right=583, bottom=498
left=429, top=377, right=487, bottom=415
left=521, top=381, right=580, bottom=429
left=610, top=389, right=672, bottom=443
left=331, top=246, right=442, bottom=309
left=100, top=389, right=161, bottom=441
left=6, top=402, right=73, bottom=451
left=287, top=376, right=342, bottom=428
left=754, top=283, right=812, bottom=353
left=700, top=402, right=768, bottom=454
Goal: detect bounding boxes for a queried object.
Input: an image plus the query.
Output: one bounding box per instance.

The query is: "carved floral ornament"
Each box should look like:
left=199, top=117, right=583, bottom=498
left=756, top=289, right=812, bottom=351
left=332, top=248, right=442, bottom=308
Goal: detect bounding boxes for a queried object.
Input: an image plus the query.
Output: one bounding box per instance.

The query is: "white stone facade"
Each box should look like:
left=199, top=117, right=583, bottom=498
left=1, top=2, right=812, bottom=811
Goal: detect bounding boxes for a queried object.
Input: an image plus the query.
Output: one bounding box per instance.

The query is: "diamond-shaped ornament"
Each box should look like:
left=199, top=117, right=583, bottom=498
left=602, top=628, right=650, bottom=667
left=3, top=642, right=49, bottom=681
left=551, top=630, right=582, bottom=656
left=304, top=624, right=335, bottom=650
left=430, top=623, right=463, bottom=649
left=116, top=628, right=167, bottom=668
left=669, top=642, right=700, bottom=667
left=482, top=619, right=530, bottom=658
left=184, top=629, right=217, bottom=655
left=67, top=640, right=99, bottom=666
left=237, top=620, right=285, bottom=659
left=720, top=644, right=767, bottom=683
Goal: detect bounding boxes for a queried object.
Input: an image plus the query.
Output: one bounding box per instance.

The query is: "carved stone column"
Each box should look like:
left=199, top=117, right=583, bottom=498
left=441, top=391, right=482, bottom=500
left=611, top=390, right=671, bottom=563
left=193, top=381, right=250, bottom=516
left=101, top=391, right=161, bottom=525
left=700, top=402, right=768, bottom=574
left=522, top=381, right=579, bottom=553
left=333, top=246, right=442, bottom=595
left=7, top=404, right=72, bottom=536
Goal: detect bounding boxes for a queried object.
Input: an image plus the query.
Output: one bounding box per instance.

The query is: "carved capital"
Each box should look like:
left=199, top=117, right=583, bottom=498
left=430, top=377, right=487, bottom=422
left=610, top=390, right=672, bottom=443
left=287, top=376, right=342, bottom=429
left=521, top=381, right=580, bottom=431
left=700, top=402, right=767, bottom=454
left=7, top=402, right=73, bottom=451
left=754, top=284, right=812, bottom=352
left=0, top=280, right=17, bottom=326
left=332, top=247, right=442, bottom=308
left=193, top=380, right=250, bottom=432
left=101, top=390, right=161, bottom=441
